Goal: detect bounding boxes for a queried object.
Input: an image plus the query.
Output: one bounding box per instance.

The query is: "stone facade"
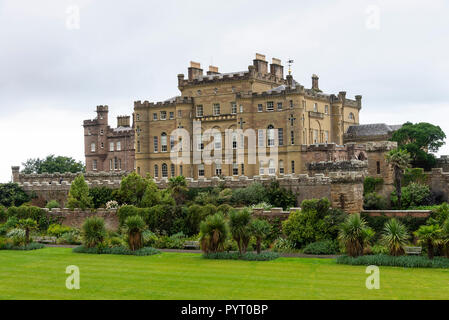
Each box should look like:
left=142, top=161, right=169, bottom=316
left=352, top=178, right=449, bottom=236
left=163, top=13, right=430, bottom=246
left=83, top=106, right=135, bottom=173
left=430, top=168, right=449, bottom=201
left=134, top=54, right=362, bottom=180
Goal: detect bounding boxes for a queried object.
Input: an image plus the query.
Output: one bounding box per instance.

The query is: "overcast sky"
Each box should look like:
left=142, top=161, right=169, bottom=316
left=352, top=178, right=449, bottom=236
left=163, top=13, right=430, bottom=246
left=1, top=0, right=448, bottom=182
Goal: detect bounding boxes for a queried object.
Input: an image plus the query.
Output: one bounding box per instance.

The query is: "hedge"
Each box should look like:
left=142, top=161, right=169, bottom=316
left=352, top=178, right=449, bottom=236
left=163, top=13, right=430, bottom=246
left=203, top=252, right=279, bottom=261
left=337, top=254, right=449, bottom=269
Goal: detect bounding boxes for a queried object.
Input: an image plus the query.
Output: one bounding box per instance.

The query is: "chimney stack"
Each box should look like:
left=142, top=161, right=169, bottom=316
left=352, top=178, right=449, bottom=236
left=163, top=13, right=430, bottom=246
left=11, top=166, right=20, bottom=183
left=312, top=74, right=319, bottom=90
left=355, top=95, right=362, bottom=109
left=253, top=53, right=268, bottom=74
left=188, top=61, right=203, bottom=81
left=207, top=65, right=220, bottom=75
left=270, top=58, right=284, bottom=79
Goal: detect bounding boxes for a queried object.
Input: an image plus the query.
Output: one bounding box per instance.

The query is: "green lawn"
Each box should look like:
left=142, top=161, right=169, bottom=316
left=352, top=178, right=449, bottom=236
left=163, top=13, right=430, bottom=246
left=1, top=247, right=449, bottom=300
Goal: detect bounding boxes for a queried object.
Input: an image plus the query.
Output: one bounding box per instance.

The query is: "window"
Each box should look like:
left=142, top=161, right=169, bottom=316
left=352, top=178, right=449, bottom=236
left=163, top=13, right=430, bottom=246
left=154, top=165, right=159, bottom=178
left=153, top=136, right=158, bottom=153
left=278, top=128, right=284, bottom=146
left=325, top=105, right=329, bottom=114
left=291, top=161, right=295, bottom=174
left=136, top=114, right=140, bottom=121
left=313, top=103, right=318, bottom=112
left=109, top=142, right=114, bottom=152
left=170, top=135, right=175, bottom=150
left=137, top=140, right=141, bottom=153
left=213, top=104, right=221, bottom=116
left=196, top=105, right=203, bottom=117
left=87, top=128, right=91, bottom=136
left=160, top=111, right=167, bottom=120
left=161, top=133, right=167, bottom=152
left=117, top=141, right=121, bottom=151
left=100, top=129, right=104, bottom=135
left=153, top=113, right=157, bottom=121
left=109, top=159, right=113, bottom=171
left=377, top=161, right=381, bottom=174
left=241, top=164, right=245, bottom=175
left=162, top=164, right=168, bottom=178
left=196, top=135, right=204, bottom=151
left=215, top=163, right=222, bottom=176
left=114, top=157, right=119, bottom=170
left=279, top=160, right=284, bottom=174
left=101, top=142, right=104, bottom=149
left=258, top=104, right=263, bottom=112
left=170, top=164, right=175, bottom=177
left=231, top=102, right=237, bottom=114
left=313, top=130, right=319, bottom=144
left=214, top=132, right=222, bottom=149
left=92, top=160, right=97, bottom=171
left=137, top=167, right=141, bottom=175
left=259, top=161, right=265, bottom=175
left=180, top=165, right=183, bottom=176
left=232, top=133, right=237, bottom=149
left=290, top=114, right=294, bottom=126
left=302, top=101, right=306, bottom=108
left=277, top=102, right=283, bottom=111
left=349, top=112, right=355, bottom=120
left=136, top=126, right=141, bottom=136
left=169, top=112, right=174, bottom=120
left=267, top=125, right=275, bottom=147
left=291, top=131, right=295, bottom=145
left=233, top=163, right=239, bottom=176
left=240, top=105, right=243, bottom=113
left=258, top=129, right=264, bottom=147
left=178, top=110, right=182, bottom=118
left=267, top=101, right=274, bottom=111
left=324, top=131, right=329, bottom=143
left=289, top=100, right=294, bottom=109
left=91, top=143, right=96, bottom=153
left=198, top=164, right=205, bottom=177
left=268, top=159, right=276, bottom=175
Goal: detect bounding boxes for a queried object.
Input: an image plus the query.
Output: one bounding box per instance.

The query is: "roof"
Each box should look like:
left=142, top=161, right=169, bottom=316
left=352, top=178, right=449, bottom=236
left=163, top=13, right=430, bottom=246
left=346, top=123, right=402, bottom=137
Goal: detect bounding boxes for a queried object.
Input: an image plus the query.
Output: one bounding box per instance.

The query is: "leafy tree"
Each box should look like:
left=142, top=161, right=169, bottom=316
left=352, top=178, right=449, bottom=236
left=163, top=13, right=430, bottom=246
left=363, top=193, right=387, bottom=210
left=265, top=181, right=296, bottom=210
left=81, top=217, right=106, bottom=248
left=338, top=214, right=373, bottom=257
left=391, top=183, right=431, bottom=209
left=381, top=219, right=409, bottom=256
left=385, top=149, right=411, bottom=209
left=391, top=122, right=446, bottom=170
left=199, top=213, right=228, bottom=254
left=167, top=176, right=189, bottom=206
left=230, top=182, right=267, bottom=206
left=67, top=175, right=93, bottom=210
left=45, top=200, right=61, bottom=210
left=250, top=219, right=271, bottom=254
left=0, top=183, right=30, bottom=207
left=117, top=173, right=159, bottom=207
left=125, top=215, right=146, bottom=251
left=414, top=224, right=442, bottom=259
left=89, top=187, right=115, bottom=209
left=22, top=155, right=85, bottom=174
left=229, top=208, right=252, bottom=254
left=18, top=218, right=38, bottom=244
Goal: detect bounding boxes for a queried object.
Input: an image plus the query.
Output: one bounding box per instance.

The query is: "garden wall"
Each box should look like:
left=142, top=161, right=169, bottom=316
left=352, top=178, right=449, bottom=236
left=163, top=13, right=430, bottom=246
left=45, top=208, right=119, bottom=230
left=362, top=210, right=432, bottom=218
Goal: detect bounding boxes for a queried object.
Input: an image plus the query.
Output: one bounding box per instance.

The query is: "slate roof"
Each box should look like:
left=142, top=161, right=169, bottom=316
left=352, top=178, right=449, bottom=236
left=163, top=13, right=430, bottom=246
left=346, top=123, right=402, bottom=137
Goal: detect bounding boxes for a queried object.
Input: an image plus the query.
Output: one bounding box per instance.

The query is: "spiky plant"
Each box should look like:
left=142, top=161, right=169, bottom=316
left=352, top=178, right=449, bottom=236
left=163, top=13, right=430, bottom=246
left=385, top=149, right=411, bottom=208
left=415, top=224, right=442, bottom=259
left=441, top=219, right=449, bottom=258
left=82, top=217, right=106, bottom=248
left=125, top=215, right=146, bottom=251
left=199, top=213, right=228, bottom=254
left=250, top=219, right=271, bottom=254
left=338, top=214, right=373, bottom=257
left=381, top=218, right=409, bottom=256
left=18, top=218, right=38, bottom=244
left=229, top=208, right=252, bottom=254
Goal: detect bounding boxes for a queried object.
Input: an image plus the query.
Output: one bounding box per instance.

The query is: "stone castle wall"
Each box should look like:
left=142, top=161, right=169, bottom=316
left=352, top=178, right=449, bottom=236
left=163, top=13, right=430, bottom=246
left=45, top=208, right=119, bottom=230
left=430, top=168, right=449, bottom=201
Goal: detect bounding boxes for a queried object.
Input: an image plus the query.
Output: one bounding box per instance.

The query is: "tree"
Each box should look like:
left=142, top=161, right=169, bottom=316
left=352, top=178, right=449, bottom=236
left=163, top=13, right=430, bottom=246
left=414, top=224, right=441, bottom=259
left=167, top=176, right=189, bottom=206
left=229, top=208, right=252, bottom=254
left=89, top=187, right=115, bottom=209
left=0, top=183, right=30, bottom=207
left=199, top=213, right=228, bottom=254
left=265, top=181, right=296, bottom=210
left=391, top=122, right=446, bottom=170
left=67, top=175, right=93, bottom=210
left=117, top=172, right=153, bottom=207
left=385, top=149, right=411, bottom=209
left=381, top=219, right=409, bottom=256
left=22, top=155, right=85, bottom=174
left=82, top=217, right=106, bottom=248
left=18, top=218, right=38, bottom=244
left=125, top=215, right=146, bottom=251
left=250, top=219, right=271, bottom=254
left=338, top=214, right=373, bottom=257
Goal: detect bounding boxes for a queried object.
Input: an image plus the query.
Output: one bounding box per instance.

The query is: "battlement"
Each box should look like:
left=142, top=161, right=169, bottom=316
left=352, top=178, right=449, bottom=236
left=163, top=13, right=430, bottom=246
left=134, top=96, right=194, bottom=109
left=308, top=160, right=368, bottom=175
left=365, top=141, right=397, bottom=152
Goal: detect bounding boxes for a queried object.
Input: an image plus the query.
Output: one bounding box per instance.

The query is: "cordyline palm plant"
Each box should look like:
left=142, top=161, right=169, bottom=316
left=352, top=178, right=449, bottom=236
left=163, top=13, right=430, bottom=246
left=440, top=219, right=449, bottom=258
left=229, top=208, right=252, bottom=255
left=168, top=176, right=189, bottom=206
left=18, top=218, right=37, bottom=244
left=125, top=215, right=146, bottom=251
left=415, top=224, right=442, bottom=259
left=82, top=217, right=106, bottom=248
left=381, top=219, right=409, bottom=256
left=199, top=213, right=228, bottom=254
left=250, top=219, right=271, bottom=254
left=385, top=149, right=411, bottom=208
left=338, top=214, right=373, bottom=257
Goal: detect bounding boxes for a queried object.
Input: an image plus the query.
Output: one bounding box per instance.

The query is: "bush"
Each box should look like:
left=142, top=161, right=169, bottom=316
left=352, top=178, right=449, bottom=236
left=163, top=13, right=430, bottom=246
left=0, top=183, right=30, bottom=207
left=117, top=205, right=148, bottom=226
left=81, top=217, right=106, bottom=248
left=363, top=177, right=384, bottom=195
left=337, top=254, right=449, bottom=269
left=363, top=193, right=387, bottom=210
left=391, top=183, right=432, bottom=209
left=217, top=204, right=233, bottom=215
left=403, top=168, right=429, bottom=187
left=146, top=204, right=180, bottom=235
left=6, top=205, right=49, bottom=231
left=7, top=228, right=26, bottom=246
left=231, top=183, right=267, bottom=206
left=265, top=181, right=296, bottom=210
left=73, top=245, right=160, bottom=256
left=106, top=200, right=119, bottom=210
left=57, top=230, right=81, bottom=245
left=203, top=251, right=279, bottom=261
left=45, top=200, right=60, bottom=210
left=124, top=215, right=146, bottom=251
left=272, top=237, right=296, bottom=253
left=154, top=232, right=187, bottom=249
left=361, top=212, right=427, bottom=240
left=0, top=216, right=19, bottom=236
left=199, top=213, right=228, bottom=253
left=47, top=224, right=73, bottom=237
left=229, top=208, right=252, bottom=254
left=303, top=240, right=340, bottom=255
left=67, top=175, right=93, bottom=210
left=142, top=230, right=159, bottom=247
left=89, top=187, right=115, bottom=209
left=0, top=242, right=45, bottom=251
left=338, top=214, right=373, bottom=257
left=0, top=206, right=6, bottom=223
left=371, top=244, right=389, bottom=255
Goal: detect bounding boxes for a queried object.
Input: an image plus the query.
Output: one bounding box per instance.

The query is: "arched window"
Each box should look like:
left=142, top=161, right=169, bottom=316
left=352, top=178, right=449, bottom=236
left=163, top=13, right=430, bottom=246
left=267, top=125, right=275, bottom=147
left=349, top=112, right=354, bottom=120
left=162, top=163, right=168, bottom=178
left=170, top=164, right=175, bottom=177
left=154, top=164, right=159, bottom=178
left=161, top=133, right=168, bottom=152
left=214, top=132, right=222, bottom=149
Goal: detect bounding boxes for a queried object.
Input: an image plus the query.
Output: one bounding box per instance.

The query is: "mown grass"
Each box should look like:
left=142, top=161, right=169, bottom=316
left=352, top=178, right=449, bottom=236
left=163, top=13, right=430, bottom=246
left=1, top=247, right=449, bottom=300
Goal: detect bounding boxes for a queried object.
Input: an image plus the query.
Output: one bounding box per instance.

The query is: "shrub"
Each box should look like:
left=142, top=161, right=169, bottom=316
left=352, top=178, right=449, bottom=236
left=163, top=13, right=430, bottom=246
left=0, top=206, right=6, bottom=223
left=363, top=192, right=387, bottom=210
left=361, top=212, right=427, bottom=240
left=105, top=200, right=119, bottom=210
left=229, top=208, right=252, bottom=254
left=250, top=219, right=271, bottom=254
left=89, top=186, right=115, bottom=209
left=67, top=175, right=93, bottom=210
left=251, top=202, right=272, bottom=210
left=6, top=205, right=49, bottom=231
left=7, top=228, right=27, bottom=246
left=199, top=213, right=228, bottom=253
left=363, top=177, right=384, bottom=195
left=203, top=251, right=279, bottom=261
left=18, top=218, right=37, bottom=244
left=47, top=224, right=72, bottom=237
left=337, top=254, right=449, bottom=269
left=117, top=205, right=148, bottom=226
left=371, top=244, right=389, bottom=255
left=303, top=240, right=340, bottom=255
left=124, top=215, right=146, bottom=251
left=0, top=242, right=45, bottom=251
left=0, top=216, right=19, bottom=236
left=142, top=230, right=159, bottom=247
left=391, top=183, right=432, bottom=209
left=338, top=214, right=373, bottom=257
left=45, top=200, right=60, bottom=210
left=231, top=183, right=267, bottom=206
left=146, top=204, right=179, bottom=235
left=403, top=168, right=429, bottom=187
left=81, top=217, right=106, bottom=248
left=217, top=204, right=233, bottom=215
left=265, top=181, right=296, bottom=209
left=381, top=219, right=409, bottom=256
left=0, top=183, right=30, bottom=207
left=272, top=237, right=296, bottom=253
left=73, top=245, right=160, bottom=256
left=57, top=230, right=81, bottom=245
